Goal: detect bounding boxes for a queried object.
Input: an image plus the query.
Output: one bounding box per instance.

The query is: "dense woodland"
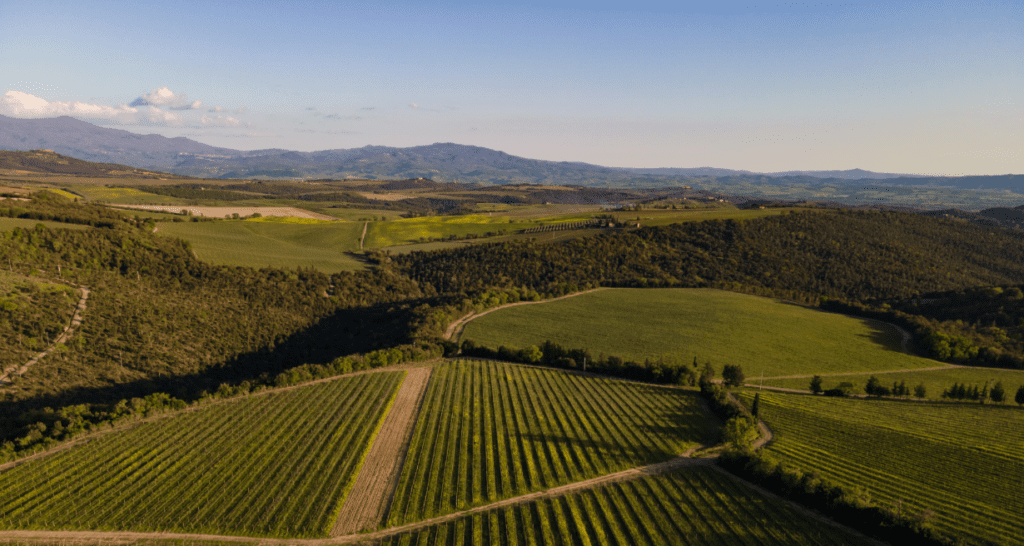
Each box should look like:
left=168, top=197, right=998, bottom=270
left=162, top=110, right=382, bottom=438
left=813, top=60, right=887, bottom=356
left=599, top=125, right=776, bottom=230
left=4, top=196, right=1024, bottom=458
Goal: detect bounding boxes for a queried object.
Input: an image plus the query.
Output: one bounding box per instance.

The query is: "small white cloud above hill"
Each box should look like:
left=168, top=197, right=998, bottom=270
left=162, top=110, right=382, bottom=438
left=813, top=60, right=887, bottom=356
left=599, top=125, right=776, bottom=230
left=200, top=114, right=241, bottom=127
left=130, top=87, right=200, bottom=110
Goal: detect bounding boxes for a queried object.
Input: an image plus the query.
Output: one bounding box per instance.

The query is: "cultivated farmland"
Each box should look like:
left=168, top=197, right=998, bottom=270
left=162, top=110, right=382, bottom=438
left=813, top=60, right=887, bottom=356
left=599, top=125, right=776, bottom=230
left=461, top=288, right=940, bottom=377
left=0, top=372, right=404, bottom=537
left=381, top=466, right=874, bottom=546
left=157, top=220, right=366, bottom=272
left=387, top=361, right=718, bottom=526
left=736, top=391, right=1024, bottom=546
left=762, top=365, right=1024, bottom=399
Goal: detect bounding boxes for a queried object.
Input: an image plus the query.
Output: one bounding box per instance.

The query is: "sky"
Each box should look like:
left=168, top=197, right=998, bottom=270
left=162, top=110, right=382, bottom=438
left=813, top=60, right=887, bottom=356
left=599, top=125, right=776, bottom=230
left=0, top=0, right=1021, bottom=175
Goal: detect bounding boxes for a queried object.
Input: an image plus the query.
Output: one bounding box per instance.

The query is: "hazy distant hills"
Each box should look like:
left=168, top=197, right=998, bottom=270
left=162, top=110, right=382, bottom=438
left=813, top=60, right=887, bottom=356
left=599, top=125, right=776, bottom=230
left=0, top=149, right=185, bottom=178
left=2, top=115, right=1022, bottom=198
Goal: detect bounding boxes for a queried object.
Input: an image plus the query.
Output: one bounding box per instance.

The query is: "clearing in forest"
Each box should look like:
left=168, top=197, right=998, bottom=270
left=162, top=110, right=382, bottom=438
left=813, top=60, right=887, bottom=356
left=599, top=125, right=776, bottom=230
left=379, top=465, right=876, bottom=546
left=462, top=288, right=942, bottom=377
left=387, top=360, right=718, bottom=527
left=332, top=367, right=433, bottom=535
left=0, top=372, right=405, bottom=538
left=736, top=390, right=1024, bottom=546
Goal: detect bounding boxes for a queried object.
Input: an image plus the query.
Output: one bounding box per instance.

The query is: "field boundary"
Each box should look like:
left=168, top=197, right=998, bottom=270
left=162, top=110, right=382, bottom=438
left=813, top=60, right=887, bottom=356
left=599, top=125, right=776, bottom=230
left=330, top=367, right=433, bottom=535
left=444, top=287, right=606, bottom=341
left=0, top=284, right=89, bottom=386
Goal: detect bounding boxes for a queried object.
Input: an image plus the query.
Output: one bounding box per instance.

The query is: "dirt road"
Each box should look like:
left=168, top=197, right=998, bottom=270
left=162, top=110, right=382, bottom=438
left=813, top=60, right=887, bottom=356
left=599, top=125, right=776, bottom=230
left=443, top=287, right=606, bottom=341
left=0, top=285, right=89, bottom=386
left=330, top=367, right=433, bottom=535
left=359, top=221, right=368, bottom=250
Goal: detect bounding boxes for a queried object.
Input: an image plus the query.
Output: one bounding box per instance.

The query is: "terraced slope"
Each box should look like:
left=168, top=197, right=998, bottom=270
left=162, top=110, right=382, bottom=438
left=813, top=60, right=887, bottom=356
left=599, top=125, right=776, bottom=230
left=382, top=466, right=875, bottom=546
left=0, top=372, right=404, bottom=538
left=737, top=391, right=1024, bottom=546
left=387, top=361, right=718, bottom=526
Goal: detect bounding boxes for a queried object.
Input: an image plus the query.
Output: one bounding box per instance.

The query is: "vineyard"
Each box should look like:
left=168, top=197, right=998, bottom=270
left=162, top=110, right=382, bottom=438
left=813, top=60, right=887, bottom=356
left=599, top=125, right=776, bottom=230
left=0, top=371, right=405, bottom=538
left=519, top=220, right=603, bottom=234
left=381, top=466, right=873, bottom=546
left=737, top=391, right=1024, bottom=546
left=387, top=361, right=718, bottom=526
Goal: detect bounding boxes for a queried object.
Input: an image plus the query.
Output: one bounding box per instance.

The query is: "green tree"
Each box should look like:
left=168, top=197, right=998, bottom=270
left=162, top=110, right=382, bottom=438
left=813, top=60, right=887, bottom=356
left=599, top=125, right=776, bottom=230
left=722, top=364, right=745, bottom=387
left=722, top=416, right=759, bottom=451
left=810, top=375, right=823, bottom=394
left=914, top=383, right=927, bottom=399
left=865, top=376, right=882, bottom=396
left=990, top=381, right=1005, bottom=404
left=1015, top=385, right=1024, bottom=407
left=751, top=392, right=761, bottom=417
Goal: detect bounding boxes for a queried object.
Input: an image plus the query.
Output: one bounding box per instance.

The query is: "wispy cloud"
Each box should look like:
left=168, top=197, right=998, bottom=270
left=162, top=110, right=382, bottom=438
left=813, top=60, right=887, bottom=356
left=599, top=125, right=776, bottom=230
left=130, top=87, right=201, bottom=110
left=200, top=114, right=242, bottom=127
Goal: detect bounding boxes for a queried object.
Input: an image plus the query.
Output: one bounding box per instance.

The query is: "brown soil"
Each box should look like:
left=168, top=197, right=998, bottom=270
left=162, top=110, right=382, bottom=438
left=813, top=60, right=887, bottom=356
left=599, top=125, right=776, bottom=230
left=105, top=205, right=337, bottom=221
left=330, top=367, right=433, bottom=536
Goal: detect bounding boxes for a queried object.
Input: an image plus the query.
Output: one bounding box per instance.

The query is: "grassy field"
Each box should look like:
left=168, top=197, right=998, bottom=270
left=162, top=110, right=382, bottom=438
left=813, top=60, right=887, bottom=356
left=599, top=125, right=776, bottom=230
left=762, top=366, right=1024, bottom=399
left=157, top=220, right=365, bottom=272
left=387, top=361, right=718, bottom=526
left=608, top=207, right=807, bottom=227
left=0, top=218, right=91, bottom=232
left=72, top=186, right=189, bottom=205
left=0, top=372, right=404, bottom=538
left=736, top=391, right=1024, bottom=546
left=383, top=466, right=873, bottom=546
left=461, top=288, right=942, bottom=377
left=362, top=215, right=563, bottom=248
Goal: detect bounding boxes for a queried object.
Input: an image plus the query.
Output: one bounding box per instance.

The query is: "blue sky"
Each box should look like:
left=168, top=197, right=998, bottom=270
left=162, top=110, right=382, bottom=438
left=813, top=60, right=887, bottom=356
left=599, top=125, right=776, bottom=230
left=1, top=0, right=1021, bottom=174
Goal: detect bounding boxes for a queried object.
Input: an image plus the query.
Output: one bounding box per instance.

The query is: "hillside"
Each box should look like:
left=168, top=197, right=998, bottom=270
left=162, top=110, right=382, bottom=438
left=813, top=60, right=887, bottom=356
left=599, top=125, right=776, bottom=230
left=0, top=149, right=184, bottom=179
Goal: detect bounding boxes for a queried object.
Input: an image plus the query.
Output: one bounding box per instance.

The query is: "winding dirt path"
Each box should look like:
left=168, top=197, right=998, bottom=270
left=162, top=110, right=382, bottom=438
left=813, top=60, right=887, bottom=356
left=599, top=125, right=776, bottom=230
left=331, top=367, right=433, bottom=536
left=444, top=287, right=606, bottom=341
left=0, top=285, right=89, bottom=386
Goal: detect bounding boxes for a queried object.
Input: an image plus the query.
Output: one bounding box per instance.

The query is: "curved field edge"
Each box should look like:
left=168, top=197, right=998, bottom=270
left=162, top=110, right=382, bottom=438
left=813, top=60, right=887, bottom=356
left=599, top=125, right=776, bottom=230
left=761, top=366, right=1024, bottom=400
left=737, top=390, right=1024, bottom=546
left=380, top=465, right=876, bottom=546
left=461, top=287, right=942, bottom=377
left=0, top=372, right=406, bottom=538
left=386, top=360, right=719, bottom=527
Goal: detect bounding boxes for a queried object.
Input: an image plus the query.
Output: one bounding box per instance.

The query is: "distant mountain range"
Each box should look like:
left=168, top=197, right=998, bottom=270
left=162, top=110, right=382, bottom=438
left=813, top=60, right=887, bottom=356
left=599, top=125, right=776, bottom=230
left=2, top=115, right=1022, bottom=195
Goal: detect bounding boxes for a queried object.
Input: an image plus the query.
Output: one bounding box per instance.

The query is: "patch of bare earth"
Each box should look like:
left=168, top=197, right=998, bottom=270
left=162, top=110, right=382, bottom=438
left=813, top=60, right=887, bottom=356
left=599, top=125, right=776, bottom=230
left=330, top=367, right=433, bottom=536
left=105, top=204, right=337, bottom=220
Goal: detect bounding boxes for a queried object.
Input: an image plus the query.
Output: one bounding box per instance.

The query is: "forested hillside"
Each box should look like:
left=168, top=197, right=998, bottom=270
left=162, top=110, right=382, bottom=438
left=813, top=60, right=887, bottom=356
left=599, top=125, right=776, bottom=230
left=392, top=209, right=1024, bottom=302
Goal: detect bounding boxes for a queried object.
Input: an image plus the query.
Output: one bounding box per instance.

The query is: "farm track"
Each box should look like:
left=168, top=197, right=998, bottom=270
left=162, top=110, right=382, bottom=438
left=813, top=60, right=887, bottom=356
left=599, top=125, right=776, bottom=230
left=443, top=287, right=606, bottom=341
left=0, top=284, right=89, bottom=386
left=331, top=368, right=433, bottom=535
left=359, top=221, right=368, bottom=250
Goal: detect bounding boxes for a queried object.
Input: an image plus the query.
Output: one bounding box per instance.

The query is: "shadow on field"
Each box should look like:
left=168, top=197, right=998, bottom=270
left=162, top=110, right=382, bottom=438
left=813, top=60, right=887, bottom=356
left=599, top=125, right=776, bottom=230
left=1, top=298, right=429, bottom=418
left=853, top=318, right=907, bottom=353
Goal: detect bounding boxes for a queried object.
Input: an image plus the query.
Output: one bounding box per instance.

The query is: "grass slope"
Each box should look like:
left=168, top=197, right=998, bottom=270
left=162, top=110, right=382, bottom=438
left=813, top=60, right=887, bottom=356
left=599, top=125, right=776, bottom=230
left=462, top=288, right=941, bottom=377
left=157, top=220, right=365, bottom=272
left=737, top=391, right=1024, bottom=546
left=382, top=466, right=873, bottom=546
left=388, top=361, right=718, bottom=526
left=0, top=372, right=404, bottom=538
left=0, top=218, right=90, bottom=232
left=763, top=366, right=1024, bottom=399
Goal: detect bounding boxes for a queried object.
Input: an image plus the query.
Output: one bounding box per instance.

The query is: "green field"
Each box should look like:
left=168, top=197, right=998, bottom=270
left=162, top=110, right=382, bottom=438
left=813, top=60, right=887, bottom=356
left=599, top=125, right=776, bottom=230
left=383, top=466, right=872, bottom=546
left=72, top=186, right=189, bottom=205
left=461, top=288, right=942, bottom=377
left=0, top=218, right=91, bottom=232
left=363, top=215, right=591, bottom=248
left=763, top=365, right=1024, bottom=399
left=0, top=372, right=404, bottom=537
left=157, top=220, right=365, bottom=272
left=388, top=361, right=718, bottom=526
left=736, top=391, right=1024, bottom=546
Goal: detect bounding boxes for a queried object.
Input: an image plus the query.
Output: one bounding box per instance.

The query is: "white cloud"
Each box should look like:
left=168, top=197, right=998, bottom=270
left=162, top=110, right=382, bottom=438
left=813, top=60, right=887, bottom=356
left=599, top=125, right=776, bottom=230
left=210, top=105, right=225, bottom=112
left=210, top=105, right=246, bottom=114
left=200, top=114, right=241, bottom=127
left=130, top=86, right=199, bottom=109
left=0, top=90, right=183, bottom=126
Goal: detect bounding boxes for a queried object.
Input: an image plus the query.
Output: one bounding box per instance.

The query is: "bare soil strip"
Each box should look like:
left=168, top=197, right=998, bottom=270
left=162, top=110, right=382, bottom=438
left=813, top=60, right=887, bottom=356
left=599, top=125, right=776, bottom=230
left=0, top=285, right=89, bottom=385
left=330, top=367, right=433, bottom=536
left=359, top=221, right=368, bottom=250
left=106, top=204, right=337, bottom=221
left=443, top=287, right=606, bottom=341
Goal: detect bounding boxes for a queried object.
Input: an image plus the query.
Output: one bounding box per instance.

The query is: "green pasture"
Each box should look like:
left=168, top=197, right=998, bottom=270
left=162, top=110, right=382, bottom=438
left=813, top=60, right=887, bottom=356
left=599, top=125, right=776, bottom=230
left=72, top=185, right=189, bottom=204
left=363, top=215, right=534, bottom=247
left=312, top=208, right=406, bottom=221
left=388, top=360, right=718, bottom=526
left=157, top=220, right=365, bottom=273
left=737, top=391, right=1024, bottom=546
left=0, top=218, right=91, bottom=232
left=0, top=372, right=404, bottom=538
left=461, top=288, right=943, bottom=378
left=383, top=466, right=873, bottom=546
left=610, top=206, right=809, bottom=227
left=763, top=365, right=1024, bottom=399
